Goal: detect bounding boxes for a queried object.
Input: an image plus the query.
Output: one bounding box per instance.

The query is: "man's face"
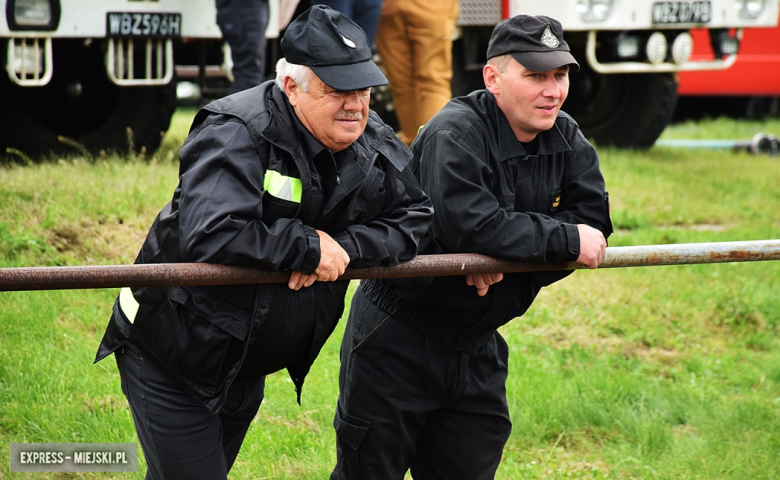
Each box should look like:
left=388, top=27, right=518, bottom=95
left=484, top=57, right=569, bottom=142
left=285, top=74, right=370, bottom=153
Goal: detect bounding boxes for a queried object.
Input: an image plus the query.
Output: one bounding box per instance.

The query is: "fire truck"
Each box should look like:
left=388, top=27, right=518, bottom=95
left=0, top=0, right=281, bottom=157
left=447, top=0, right=780, bottom=147
left=675, top=12, right=780, bottom=119
left=2, top=1, right=778, bottom=157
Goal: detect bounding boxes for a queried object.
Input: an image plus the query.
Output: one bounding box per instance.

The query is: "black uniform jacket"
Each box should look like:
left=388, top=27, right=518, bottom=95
left=366, top=89, right=613, bottom=351
left=95, top=81, right=433, bottom=412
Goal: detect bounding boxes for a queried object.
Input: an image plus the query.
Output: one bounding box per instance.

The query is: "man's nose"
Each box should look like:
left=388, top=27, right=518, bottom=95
left=343, top=91, right=364, bottom=110
left=542, top=77, right=561, bottom=99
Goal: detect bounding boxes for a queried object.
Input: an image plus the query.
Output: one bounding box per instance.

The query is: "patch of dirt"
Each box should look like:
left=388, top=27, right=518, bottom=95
left=80, top=393, right=127, bottom=415
left=673, top=423, right=702, bottom=438
left=47, top=218, right=149, bottom=263
left=619, top=342, right=681, bottom=364
left=254, top=410, right=321, bottom=434
left=520, top=322, right=620, bottom=351
left=521, top=322, right=683, bottom=365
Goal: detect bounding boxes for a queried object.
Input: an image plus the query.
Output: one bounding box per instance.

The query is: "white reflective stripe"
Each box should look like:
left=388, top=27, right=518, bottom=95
left=118, top=287, right=139, bottom=324
left=264, top=169, right=302, bottom=203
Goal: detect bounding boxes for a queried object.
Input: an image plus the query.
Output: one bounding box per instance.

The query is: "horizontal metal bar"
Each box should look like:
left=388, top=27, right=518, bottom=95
left=1, top=240, right=779, bottom=292
left=585, top=30, right=740, bottom=74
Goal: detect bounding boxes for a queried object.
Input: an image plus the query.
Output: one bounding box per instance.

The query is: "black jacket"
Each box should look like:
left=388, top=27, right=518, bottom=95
left=365, top=89, right=613, bottom=351
left=95, top=81, right=433, bottom=412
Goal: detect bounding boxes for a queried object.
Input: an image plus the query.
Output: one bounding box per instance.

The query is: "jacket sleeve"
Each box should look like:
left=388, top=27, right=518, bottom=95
left=530, top=127, right=613, bottom=286
left=551, top=129, right=613, bottom=237
left=417, top=126, right=578, bottom=263
left=176, top=115, right=321, bottom=274
left=330, top=162, right=434, bottom=268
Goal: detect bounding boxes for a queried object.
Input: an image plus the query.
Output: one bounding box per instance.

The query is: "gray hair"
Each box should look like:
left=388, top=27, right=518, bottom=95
left=275, top=58, right=314, bottom=92
left=487, top=54, right=512, bottom=73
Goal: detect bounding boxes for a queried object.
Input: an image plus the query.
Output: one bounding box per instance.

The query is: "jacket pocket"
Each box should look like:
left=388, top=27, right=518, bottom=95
left=333, top=402, right=370, bottom=479
left=152, top=285, right=251, bottom=395
left=355, top=166, right=385, bottom=224
left=261, top=193, right=300, bottom=223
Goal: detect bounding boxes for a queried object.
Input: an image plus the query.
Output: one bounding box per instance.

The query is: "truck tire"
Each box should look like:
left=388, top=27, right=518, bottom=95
left=565, top=70, right=678, bottom=149
left=0, top=39, right=176, bottom=159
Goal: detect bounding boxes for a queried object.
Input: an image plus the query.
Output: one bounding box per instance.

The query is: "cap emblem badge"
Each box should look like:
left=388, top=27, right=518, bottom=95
left=341, top=34, right=357, bottom=49
left=541, top=25, right=560, bottom=48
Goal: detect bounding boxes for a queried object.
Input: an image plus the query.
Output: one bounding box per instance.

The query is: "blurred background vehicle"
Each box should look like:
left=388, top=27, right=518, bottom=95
left=674, top=11, right=780, bottom=121
left=2, top=0, right=778, bottom=157
left=0, top=0, right=292, bottom=157
left=441, top=0, right=780, bottom=148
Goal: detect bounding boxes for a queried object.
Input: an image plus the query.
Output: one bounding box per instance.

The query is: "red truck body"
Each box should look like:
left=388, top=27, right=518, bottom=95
left=678, top=15, right=780, bottom=96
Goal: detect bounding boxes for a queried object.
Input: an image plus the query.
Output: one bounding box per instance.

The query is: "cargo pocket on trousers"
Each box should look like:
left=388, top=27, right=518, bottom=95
left=333, top=402, right=370, bottom=479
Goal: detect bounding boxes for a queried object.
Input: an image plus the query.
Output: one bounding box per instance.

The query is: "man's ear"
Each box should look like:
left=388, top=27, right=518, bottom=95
left=483, top=64, right=500, bottom=95
left=284, top=76, right=300, bottom=107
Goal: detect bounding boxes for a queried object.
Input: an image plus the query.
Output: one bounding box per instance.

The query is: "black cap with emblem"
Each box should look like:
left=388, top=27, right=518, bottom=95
left=487, top=15, right=580, bottom=72
left=281, top=4, right=388, bottom=90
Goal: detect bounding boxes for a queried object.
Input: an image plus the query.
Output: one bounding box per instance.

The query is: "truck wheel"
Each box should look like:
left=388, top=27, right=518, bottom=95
left=565, top=71, right=678, bottom=149
left=0, top=39, right=176, bottom=159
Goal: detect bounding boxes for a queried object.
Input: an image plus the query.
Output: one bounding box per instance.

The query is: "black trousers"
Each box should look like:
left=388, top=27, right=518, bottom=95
left=115, top=348, right=265, bottom=480
left=216, top=0, right=270, bottom=94
left=331, top=287, right=513, bottom=480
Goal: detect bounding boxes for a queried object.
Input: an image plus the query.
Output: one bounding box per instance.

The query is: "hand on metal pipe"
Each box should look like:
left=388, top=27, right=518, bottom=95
left=465, top=272, right=504, bottom=296
left=288, top=230, right=350, bottom=290
left=576, top=224, right=607, bottom=269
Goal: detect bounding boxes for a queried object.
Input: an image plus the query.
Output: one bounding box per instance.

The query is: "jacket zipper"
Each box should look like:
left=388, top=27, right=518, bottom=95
left=329, top=151, right=341, bottom=185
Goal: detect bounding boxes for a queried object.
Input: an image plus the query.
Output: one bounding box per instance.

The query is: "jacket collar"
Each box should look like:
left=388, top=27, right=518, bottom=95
left=485, top=90, right=573, bottom=161
left=204, top=82, right=412, bottom=220
left=261, top=84, right=410, bottom=220
left=261, top=83, right=411, bottom=170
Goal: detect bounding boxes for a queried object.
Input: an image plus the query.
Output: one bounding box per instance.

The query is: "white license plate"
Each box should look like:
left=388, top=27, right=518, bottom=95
left=106, top=12, right=181, bottom=38
left=652, top=1, right=712, bottom=23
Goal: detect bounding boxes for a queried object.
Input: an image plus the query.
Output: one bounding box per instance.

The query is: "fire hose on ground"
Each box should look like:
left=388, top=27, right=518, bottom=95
left=0, top=240, right=779, bottom=292
left=655, top=133, right=780, bottom=156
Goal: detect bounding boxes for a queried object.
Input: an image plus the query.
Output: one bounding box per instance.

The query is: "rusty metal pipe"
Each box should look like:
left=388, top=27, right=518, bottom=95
left=1, top=240, right=779, bottom=292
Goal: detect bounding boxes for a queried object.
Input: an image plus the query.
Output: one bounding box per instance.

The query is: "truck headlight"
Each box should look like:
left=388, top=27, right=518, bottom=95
left=613, top=34, right=642, bottom=59
left=7, top=0, right=59, bottom=30
left=735, top=0, right=765, bottom=18
left=709, top=29, right=740, bottom=58
left=670, top=32, right=693, bottom=64
left=575, top=0, right=613, bottom=22
left=645, top=32, right=668, bottom=65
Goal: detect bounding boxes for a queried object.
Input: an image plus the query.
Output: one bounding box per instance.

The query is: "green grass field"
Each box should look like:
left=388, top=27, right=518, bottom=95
left=1, top=111, right=779, bottom=479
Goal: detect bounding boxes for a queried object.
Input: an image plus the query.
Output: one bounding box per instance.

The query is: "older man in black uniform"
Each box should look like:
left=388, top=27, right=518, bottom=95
left=94, top=6, right=432, bottom=480
left=331, top=14, right=613, bottom=480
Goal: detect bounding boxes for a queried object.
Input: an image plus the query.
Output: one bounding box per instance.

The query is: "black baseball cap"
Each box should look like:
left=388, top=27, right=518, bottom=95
left=281, top=5, right=388, bottom=90
left=487, top=15, right=579, bottom=72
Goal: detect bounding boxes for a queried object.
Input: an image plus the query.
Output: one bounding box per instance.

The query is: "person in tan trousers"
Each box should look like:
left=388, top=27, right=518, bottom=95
left=376, top=0, right=459, bottom=145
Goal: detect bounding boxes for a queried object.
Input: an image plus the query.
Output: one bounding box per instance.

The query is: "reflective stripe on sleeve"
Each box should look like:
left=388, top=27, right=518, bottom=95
left=118, top=287, right=140, bottom=324
left=263, top=169, right=302, bottom=203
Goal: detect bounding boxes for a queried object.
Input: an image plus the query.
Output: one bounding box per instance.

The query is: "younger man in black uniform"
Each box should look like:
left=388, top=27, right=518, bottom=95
left=331, top=14, right=613, bottom=480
